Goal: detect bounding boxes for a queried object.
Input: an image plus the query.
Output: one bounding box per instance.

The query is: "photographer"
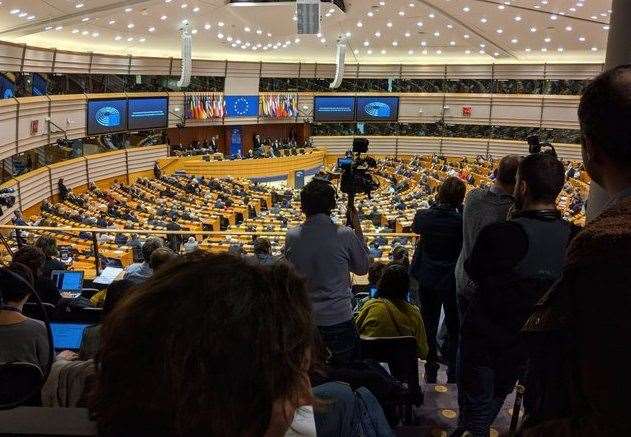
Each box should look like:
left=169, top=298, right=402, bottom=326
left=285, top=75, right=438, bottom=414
left=283, top=178, right=369, bottom=365
left=455, top=151, right=579, bottom=437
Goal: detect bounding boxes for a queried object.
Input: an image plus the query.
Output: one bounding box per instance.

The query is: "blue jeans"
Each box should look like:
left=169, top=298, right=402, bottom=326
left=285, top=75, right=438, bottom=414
left=456, top=359, right=515, bottom=437
left=313, top=382, right=393, bottom=437
left=317, top=320, right=360, bottom=365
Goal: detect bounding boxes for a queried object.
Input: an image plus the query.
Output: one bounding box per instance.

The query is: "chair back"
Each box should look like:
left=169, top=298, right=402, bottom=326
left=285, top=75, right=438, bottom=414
left=22, top=303, right=56, bottom=322
left=360, top=336, right=422, bottom=401
left=0, top=362, right=44, bottom=409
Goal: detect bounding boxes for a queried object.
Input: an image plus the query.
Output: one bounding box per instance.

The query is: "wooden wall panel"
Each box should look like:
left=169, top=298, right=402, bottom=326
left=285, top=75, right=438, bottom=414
left=126, top=145, right=169, bottom=172
left=49, top=95, right=87, bottom=141
left=0, top=99, right=17, bottom=161
left=491, top=94, right=543, bottom=128
left=49, top=158, right=87, bottom=193
left=399, top=94, right=444, bottom=123
left=23, top=46, right=55, bottom=73
left=17, top=97, right=49, bottom=154
left=90, top=54, right=130, bottom=75
left=541, top=96, right=580, bottom=129
left=15, top=167, right=51, bottom=210
left=86, top=150, right=127, bottom=181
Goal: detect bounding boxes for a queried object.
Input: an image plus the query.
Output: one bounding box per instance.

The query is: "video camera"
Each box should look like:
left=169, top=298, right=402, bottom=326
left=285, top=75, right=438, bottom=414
left=338, top=138, right=379, bottom=199
left=527, top=135, right=558, bottom=158
left=0, top=187, right=16, bottom=208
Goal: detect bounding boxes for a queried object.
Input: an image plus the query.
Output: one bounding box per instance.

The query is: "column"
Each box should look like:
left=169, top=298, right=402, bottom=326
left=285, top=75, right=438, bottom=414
left=587, top=0, right=631, bottom=221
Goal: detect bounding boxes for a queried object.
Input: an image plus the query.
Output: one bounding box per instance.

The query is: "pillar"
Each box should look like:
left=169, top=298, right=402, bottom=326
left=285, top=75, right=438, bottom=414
left=586, top=0, right=631, bottom=221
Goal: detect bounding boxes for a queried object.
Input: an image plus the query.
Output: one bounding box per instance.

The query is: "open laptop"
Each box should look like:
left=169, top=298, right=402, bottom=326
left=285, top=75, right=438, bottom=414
left=50, top=322, right=91, bottom=351
left=51, top=270, right=84, bottom=299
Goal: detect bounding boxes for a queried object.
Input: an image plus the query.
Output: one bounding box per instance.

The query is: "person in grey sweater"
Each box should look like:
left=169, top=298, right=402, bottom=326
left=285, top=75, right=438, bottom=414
left=454, top=155, right=520, bottom=319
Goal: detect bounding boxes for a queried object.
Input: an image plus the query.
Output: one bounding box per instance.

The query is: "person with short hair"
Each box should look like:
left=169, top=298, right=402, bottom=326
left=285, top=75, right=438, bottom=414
left=454, top=155, right=520, bottom=320
left=410, top=176, right=466, bottom=383
left=283, top=179, right=369, bottom=365
left=245, top=237, right=275, bottom=266
left=12, top=245, right=61, bottom=305
left=355, top=263, right=428, bottom=358
left=520, top=65, right=631, bottom=436
left=183, top=236, right=198, bottom=253
left=34, top=235, right=66, bottom=280
left=0, top=262, right=51, bottom=372
left=149, top=247, right=177, bottom=272
left=122, top=237, right=164, bottom=284
left=456, top=151, right=578, bottom=437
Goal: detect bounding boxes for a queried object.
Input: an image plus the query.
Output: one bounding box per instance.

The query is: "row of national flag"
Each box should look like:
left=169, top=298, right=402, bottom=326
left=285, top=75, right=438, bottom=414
left=185, top=95, right=225, bottom=120
left=260, top=94, right=298, bottom=119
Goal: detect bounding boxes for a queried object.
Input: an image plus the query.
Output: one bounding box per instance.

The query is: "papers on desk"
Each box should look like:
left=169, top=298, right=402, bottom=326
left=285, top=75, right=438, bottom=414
left=93, top=267, right=124, bottom=285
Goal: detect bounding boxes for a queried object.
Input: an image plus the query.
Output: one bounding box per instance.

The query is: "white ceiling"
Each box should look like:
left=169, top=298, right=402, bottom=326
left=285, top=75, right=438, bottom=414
left=0, top=0, right=612, bottom=64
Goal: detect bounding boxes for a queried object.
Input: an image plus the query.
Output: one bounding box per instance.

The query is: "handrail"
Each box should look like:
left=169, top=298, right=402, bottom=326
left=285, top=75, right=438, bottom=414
left=0, top=225, right=417, bottom=238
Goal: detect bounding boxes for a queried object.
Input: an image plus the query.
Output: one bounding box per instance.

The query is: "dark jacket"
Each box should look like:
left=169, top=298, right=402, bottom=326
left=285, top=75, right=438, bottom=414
left=520, top=198, right=631, bottom=437
left=410, top=204, right=463, bottom=289
left=461, top=210, right=577, bottom=394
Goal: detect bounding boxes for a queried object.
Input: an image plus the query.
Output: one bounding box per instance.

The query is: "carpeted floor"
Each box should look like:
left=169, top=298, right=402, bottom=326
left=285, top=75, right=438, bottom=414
left=394, top=363, right=521, bottom=437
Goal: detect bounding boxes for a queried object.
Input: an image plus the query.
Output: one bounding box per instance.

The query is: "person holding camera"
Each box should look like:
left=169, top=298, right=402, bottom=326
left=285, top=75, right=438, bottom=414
left=455, top=152, right=579, bottom=437
left=283, top=178, right=369, bottom=365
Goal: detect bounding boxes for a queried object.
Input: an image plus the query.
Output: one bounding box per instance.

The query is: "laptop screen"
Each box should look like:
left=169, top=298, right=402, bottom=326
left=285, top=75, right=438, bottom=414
left=50, top=322, right=90, bottom=350
left=51, top=270, right=84, bottom=292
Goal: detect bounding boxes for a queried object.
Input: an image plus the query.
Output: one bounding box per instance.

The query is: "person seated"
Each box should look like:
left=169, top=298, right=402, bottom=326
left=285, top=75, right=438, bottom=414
left=80, top=279, right=134, bottom=361
left=149, top=247, right=177, bottom=273
left=90, top=252, right=393, bottom=437
left=121, top=237, right=165, bottom=285
left=34, top=236, right=66, bottom=279
left=183, top=236, right=198, bottom=253
left=354, top=263, right=428, bottom=359
left=0, top=262, right=51, bottom=373
left=244, top=238, right=275, bottom=266
left=12, top=245, right=61, bottom=306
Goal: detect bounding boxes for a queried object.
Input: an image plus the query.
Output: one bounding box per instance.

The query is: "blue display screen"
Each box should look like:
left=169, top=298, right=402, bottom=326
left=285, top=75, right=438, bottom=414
left=225, top=95, right=259, bottom=117
left=313, top=96, right=356, bottom=121
left=128, top=97, right=168, bottom=130
left=87, top=98, right=128, bottom=135
left=0, top=74, right=15, bottom=99
left=51, top=323, right=89, bottom=350
left=32, top=73, right=47, bottom=96
left=355, top=96, right=399, bottom=122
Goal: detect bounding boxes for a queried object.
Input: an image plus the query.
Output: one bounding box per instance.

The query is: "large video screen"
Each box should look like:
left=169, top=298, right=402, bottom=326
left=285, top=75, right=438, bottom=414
left=355, top=96, right=399, bottom=122
left=128, top=97, right=169, bottom=130
left=32, top=73, right=48, bottom=96
left=313, top=96, right=356, bottom=122
left=87, top=98, right=128, bottom=135
left=225, top=95, right=259, bottom=117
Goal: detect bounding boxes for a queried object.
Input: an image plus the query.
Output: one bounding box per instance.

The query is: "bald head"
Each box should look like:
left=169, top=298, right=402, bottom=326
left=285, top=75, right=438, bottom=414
left=579, top=65, right=631, bottom=168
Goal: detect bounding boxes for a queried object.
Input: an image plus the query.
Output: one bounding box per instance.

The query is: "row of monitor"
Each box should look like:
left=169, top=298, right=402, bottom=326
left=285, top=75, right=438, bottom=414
left=86, top=95, right=400, bottom=136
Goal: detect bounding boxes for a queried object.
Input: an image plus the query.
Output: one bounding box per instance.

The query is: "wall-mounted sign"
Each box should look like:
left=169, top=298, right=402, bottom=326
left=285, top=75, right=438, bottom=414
left=462, top=106, right=473, bottom=118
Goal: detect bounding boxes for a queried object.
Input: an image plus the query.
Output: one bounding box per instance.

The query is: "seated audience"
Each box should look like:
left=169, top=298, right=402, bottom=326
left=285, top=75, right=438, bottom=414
left=0, top=263, right=50, bottom=373
left=410, top=176, right=466, bottom=383
left=149, top=247, right=177, bottom=273
left=90, top=252, right=391, bottom=436
left=34, top=236, right=67, bottom=279
left=521, top=65, right=631, bottom=436
left=355, top=263, right=428, bottom=358
left=456, top=152, right=577, bottom=437
left=122, top=237, right=165, bottom=284
left=12, top=245, right=61, bottom=306
left=183, top=236, right=198, bottom=253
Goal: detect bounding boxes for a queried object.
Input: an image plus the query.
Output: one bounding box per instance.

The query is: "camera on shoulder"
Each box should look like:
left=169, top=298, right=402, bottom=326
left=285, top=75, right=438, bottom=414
left=337, top=138, right=379, bottom=199
left=527, top=135, right=558, bottom=158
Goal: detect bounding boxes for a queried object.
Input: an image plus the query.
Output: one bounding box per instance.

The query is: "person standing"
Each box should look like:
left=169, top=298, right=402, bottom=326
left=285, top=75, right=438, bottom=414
left=456, top=152, right=578, bottom=437
left=410, top=176, right=466, bottom=383
left=283, top=179, right=369, bottom=365
left=454, top=155, right=520, bottom=320
left=58, top=178, right=69, bottom=201
left=521, top=65, right=631, bottom=436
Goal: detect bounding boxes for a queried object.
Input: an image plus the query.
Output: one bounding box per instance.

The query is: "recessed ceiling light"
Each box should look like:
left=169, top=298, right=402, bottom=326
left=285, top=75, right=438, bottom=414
left=449, top=41, right=455, bottom=46
left=9, top=9, right=19, bottom=14
left=398, top=11, right=405, bottom=16
left=386, top=21, right=393, bottom=27
left=544, top=37, right=551, bottom=42
left=429, top=13, right=435, bottom=18
left=530, top=27, right=537, bottom=32
left=514, top=16, right=522, bottom=21
left=392, top=41, right=398, bottom=46
left=420, top=41, right=427, bottom=46
left=591, top=47, right=598, bottom=51
left=447, top=24, right=453, bottom=29
left=404, top=32, right=410, bottom=37
left=72, top=29, right=79, bottom=33
left=148, top=26, right=155, bottom=32
left=433, top=31, right=440, bottom=37
left=81, top=30, right=88, bottom=35
left=363, top=41, right=369, bottom=46
left=565, top=26, right=573, bottom=31
left=496, top=29, right=503, bottom=34
left=374, top=31, right=381, bottom=37
left=367, top=11, right=374, bottom=17
left=480, top=18, right=487, bottom=23
left=294, top=38, right=300, bottom=43
left=75, top=3, right=84, bottom=8
left=320, top=38, right=326, bottom=43
left=603, top=25, right=610, bottom=30
left=81, top=17, right=90, bottom=22
left=127, top=37, right=134, bottom=42
left=217, top=33, right=224, bottom=39
left=160, top=15, right=167, bottom=20
left=267, top=32, right=272, bottom=37
left=191, top=29, right=197, bottom=34
left=109, top=20, right=116, bottom=24
left=181, top=4, right=187, bottom=8
left=498, top=5, right=505, bottom=9
left=367, top=49, right=373, bottom=54
left=91, top=32, right=99, bottom=37
left=193, top=7, right=199, bottom=12
left=408, top=49, right=414, bottom=55
left=204, top=24, right=211, bottom=30
left=579, top=36, right=586, bottom=42
left=381, top=49, right=387, bottom=54
left=550, top=15, right=558, bottom=20
left=345, top=31, right=351, bottom=37
left=125, top=7, right=132, bottom=12
left=244, top=26, right=250, bottom=32
left=436, top=49, right=442, bottom=54
left=416, top=21, right=423, bottom=27
left=464, top=34, right=470, bottom=39
left=115, top=35, right=122, bottom=40
left=227, top=36, right=233, bottom=41
left=127, top=23, right=134, bottom=28
left=55, top=25, right=63, bottom=30
left=256, top=29, right=262, bottom=34
left=218, top=21, right=224, bottom=27
left=463, top=7, right=470, bottom=12
left=511, top=38, right=518, bottom=43
left=356, top=21, right=363, bottom=27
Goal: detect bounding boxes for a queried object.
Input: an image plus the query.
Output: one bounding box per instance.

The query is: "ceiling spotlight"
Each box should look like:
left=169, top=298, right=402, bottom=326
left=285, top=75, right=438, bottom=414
left=193, top=7, right=199, bottom=12
left=55, top=25, right=63, bottom=30
left=160, top=15, right=167, bottom=20
left=91, top=32, right=99, bottom=37
left=550, top=14, right=558, bottom=20
left=320, top=37, right=326, bottom=43
left=256, top=29, right=262, bottom=35
left=125, top=7, right=132, bottom=12
left=218, top=21, right=224, bottom=27
left=530, top=27, right=537, bottom=32
left=244, top=26, right=250, bottom=32
left=81, top=30, right=88, bottom=35
left=565, top=26, right=573, bottom=31
left=109, top=20, right=116, bottom=24
left=404, top=32, right=411, bottom=37
left=204, top=24, right=211, bottom=30
left=217, top=33, right=224, bottom=39
left=392, top=41, right=398, bottom=46
left=191, top=29, right=197, bottom=34
left=449, top=41, right=455, bottom=46
left=115, top=35, right=122, bottom=40
left=374, top=31, right=381, bottom=37
left=544, top=37, right=551, bottom=42
left=148, top=26, right=155, bottom=32
left=10, top=9, right=20, bottom=14
left=463, top=7, right=470, bottom=12
left=464, top=34, right=470, bottom=39
left=127, top=23, right=134, bottom=28
left=579, top=36, right=586, bottom=42
left=511, top=38, right=518, bottom=43
left=363, top=41, right=369, bottom=46
left=367, top=11, right=374, bottom=17
left=27, top=15, right=35, bottom=20
left=227, top=36, right=233, bottom=41
left=180, top=4, right=187, bottom=8
left=127, top=37, right=133, bottom=42
left=386, top=21, right=392, bottom=27
left=514, top=16, right=522, bottom=21
left=356, top=21, right=363, bottom=27
left=81, top=17, right=90, bottom=21
left=75, top=3, right=84, bottom=8
left=72, top=29, right=79, bottom=33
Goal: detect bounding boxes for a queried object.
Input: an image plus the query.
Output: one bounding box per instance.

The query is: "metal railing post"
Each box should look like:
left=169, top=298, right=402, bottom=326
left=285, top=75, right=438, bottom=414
left=91, top=231, right=101, bottom=276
